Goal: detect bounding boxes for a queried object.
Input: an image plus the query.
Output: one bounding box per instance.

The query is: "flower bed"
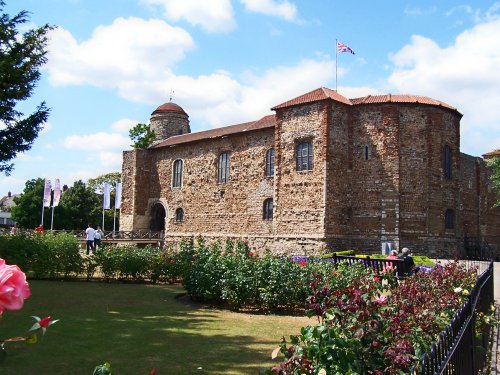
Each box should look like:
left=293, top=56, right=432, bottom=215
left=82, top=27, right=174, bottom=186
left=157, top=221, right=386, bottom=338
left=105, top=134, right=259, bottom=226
left=264, top=261, right=482, bottom=374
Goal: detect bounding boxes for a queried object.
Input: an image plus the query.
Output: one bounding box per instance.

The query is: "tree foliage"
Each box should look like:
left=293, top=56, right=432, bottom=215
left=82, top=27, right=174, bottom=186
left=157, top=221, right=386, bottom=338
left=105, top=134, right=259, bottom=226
left=11, top=178, right=45, bottom=228
left=0, top=1, right=53, bottom=174
left=11, top=178, right=118, bottom=230
left=486, top=155, right=500, bottom=207
left=129, top=123, right=155, bottom=149
left=87, top=172, right=121, bottom=194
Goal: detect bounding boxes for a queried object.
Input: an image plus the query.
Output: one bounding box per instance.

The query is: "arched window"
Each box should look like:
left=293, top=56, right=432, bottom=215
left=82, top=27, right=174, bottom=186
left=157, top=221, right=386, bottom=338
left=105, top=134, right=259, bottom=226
left=296, top=141, right=313, bottom=172
left=172, top=159, right=183, bottom=188
left=364, top=145, right=370, bottom=161
left=445, top=209, right=454, bottom=229
left=265, top=148, right=275, bottom=177
left=443, top=145, right=452, bottom=179
left=263, top=198, right=273, bottom=220
left=218, top=152, right=230, bottom=183
left=175, top=207, right=184, bottom=222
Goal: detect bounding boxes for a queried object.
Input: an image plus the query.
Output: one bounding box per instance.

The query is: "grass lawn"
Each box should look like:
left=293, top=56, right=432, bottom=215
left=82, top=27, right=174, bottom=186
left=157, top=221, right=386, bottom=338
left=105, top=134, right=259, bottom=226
left=0, top=280, right=311, bottom=375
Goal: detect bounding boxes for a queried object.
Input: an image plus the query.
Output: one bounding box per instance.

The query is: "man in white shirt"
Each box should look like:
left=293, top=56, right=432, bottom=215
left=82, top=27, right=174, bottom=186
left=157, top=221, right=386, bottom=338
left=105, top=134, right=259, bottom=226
left=85, top=224, right=95, bottom=255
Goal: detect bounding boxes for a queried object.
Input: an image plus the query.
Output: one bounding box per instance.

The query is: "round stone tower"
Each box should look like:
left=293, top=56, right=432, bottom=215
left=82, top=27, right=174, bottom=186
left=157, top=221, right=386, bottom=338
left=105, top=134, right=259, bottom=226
left=149, top=102, right=190, bottom=142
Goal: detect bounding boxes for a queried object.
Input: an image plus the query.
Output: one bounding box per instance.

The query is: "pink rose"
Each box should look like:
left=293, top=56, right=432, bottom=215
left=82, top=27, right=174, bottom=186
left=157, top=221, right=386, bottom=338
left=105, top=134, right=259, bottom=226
left=0, top=258, right=31, bottom=314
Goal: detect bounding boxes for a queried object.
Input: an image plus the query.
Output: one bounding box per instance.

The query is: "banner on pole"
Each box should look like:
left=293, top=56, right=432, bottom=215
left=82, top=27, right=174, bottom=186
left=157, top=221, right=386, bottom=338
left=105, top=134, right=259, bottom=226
left=103, top=183, right=110, bottom=210
left=115, top=182, right=122, bottom=209
left=52, top=179, right=62, bottom=207
left=43, top=179, right=52, bottom=207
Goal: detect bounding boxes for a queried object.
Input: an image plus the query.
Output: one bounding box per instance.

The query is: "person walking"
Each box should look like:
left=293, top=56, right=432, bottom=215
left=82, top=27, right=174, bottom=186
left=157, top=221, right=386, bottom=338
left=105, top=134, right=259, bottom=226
left=85, top=224, right=95, bottom=255
left=94, top=225, right=103, bottom=250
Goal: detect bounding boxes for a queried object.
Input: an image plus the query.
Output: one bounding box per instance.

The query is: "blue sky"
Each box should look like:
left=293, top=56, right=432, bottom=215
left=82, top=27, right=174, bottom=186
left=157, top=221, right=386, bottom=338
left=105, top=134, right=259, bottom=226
left=2, top=0, right=499, bottom=195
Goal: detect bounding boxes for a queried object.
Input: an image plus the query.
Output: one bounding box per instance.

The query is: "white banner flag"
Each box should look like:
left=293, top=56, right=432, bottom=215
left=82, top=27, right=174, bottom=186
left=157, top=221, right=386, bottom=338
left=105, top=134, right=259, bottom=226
left=43, top=179, right=52, bottom=207
left=52, top=179, right=62, bottom=207
left=103, top=182, right=110, bottom=209
left=115, top=182, right=122, bottom=209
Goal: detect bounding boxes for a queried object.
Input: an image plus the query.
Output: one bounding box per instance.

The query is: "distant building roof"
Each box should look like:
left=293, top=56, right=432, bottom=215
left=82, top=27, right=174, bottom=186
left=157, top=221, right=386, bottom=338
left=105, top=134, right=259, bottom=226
left=482, top=149, right=500, bottom=159
left=152, top=102, right=187, bottom=116
left=0, top=193, right=18, bottom=209
left=153, top=115, right=275, bottom=148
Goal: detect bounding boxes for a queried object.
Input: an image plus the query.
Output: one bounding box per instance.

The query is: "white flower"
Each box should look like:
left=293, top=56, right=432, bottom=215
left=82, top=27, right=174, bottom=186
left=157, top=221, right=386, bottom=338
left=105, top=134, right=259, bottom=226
left=454, top=287, right=463, bottom=294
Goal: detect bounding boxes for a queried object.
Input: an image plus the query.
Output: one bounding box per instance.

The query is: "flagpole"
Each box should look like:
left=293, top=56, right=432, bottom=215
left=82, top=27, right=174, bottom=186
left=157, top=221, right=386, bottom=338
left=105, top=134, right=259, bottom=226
left=40, top=195, right=45, bottom=226
left=50, top=205, right=55, bottom=230
left=335, top=38, right=338, bottom=92
left=102, top=208, right=105, bottom=232
left=113, top=207, right=116, bottom=238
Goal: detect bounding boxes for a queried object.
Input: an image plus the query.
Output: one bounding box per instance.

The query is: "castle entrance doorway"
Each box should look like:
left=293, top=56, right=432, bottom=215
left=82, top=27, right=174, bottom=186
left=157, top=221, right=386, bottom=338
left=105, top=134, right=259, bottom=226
left=150, top=203, right=166, bottom=231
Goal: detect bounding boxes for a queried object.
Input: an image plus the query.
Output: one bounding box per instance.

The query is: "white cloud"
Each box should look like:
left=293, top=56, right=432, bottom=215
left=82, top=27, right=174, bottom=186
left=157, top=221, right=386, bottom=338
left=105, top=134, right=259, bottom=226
left=387, top=18, right=500, bottom=156
left=111, top=118, right=140, bottom=133
left=15, top=153, right=44, bottom=162
left=63, top=132, right=131, bottom=151
left=168, top=59, right=337, bottom=128
left=46, top=17, right=194, bottom=87
left=40, top=121, right=52, bottom=134
left=140, top=0, right=236, bottom=32
left=240, top=0, right=297, bottom=21
left=98, top=151, right=123, bottom=168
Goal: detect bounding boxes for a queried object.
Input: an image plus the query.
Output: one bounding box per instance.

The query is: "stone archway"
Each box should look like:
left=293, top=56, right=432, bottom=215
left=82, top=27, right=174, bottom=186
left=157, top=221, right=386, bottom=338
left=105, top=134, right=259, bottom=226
left=150, top=202, right=166, bottom=231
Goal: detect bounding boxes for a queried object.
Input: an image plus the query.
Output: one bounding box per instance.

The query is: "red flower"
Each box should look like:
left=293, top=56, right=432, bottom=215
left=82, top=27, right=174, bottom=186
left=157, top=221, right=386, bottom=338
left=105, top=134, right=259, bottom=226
left=374, top=276, right=380, bottom=282
left=372, top=341, right=380, bottom=348
left=149, top=369, right=157, bottom=375
left=39, top=316, right=52, bottom=328
left=299, top=261, right=307, bottom=267
left=248, top=252, right=254, bottom=257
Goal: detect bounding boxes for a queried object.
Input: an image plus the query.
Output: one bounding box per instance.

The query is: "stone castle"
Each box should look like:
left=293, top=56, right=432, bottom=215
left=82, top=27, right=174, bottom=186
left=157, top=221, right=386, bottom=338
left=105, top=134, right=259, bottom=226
left=120, top=87, right=500, bottom=258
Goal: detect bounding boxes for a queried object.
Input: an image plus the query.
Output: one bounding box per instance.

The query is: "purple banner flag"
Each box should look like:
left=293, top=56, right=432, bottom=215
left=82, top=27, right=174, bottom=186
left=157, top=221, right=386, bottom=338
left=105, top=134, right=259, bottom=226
left=43, top=179, right=52, bottom=207
left=52, top=179, right=62, bottom=207
left=114, top=182, right=122, bottom=209
left=103, top=182, right=110, bottom=210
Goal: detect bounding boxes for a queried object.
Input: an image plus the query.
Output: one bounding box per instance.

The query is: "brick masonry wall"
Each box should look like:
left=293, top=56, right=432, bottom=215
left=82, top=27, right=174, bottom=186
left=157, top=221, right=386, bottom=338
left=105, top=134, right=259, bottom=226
left=150, top=112, right=190, bottom=142
left=146, top=128, right=275, bottom=240
left=274, top=102, right=326, bottom=238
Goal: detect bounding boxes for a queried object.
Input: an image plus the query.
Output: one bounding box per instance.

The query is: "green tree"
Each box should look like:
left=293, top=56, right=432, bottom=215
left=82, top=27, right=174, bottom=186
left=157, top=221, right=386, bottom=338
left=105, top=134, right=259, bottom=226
left=57, top=180, right=101, bottom=230
left=11, top=178, right=46, bottom=228
left=486, top=155, right=500, bottom=207
left=87, top=172, right=121, bottom=194
left=129, top=123, right=155, bottom=149
left=0, top=1, right=54, bottom=174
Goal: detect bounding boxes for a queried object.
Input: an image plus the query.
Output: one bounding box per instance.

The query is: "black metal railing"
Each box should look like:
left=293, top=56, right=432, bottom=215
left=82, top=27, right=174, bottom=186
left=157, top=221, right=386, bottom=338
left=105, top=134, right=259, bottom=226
left=410, top=261, right=494, bottom=374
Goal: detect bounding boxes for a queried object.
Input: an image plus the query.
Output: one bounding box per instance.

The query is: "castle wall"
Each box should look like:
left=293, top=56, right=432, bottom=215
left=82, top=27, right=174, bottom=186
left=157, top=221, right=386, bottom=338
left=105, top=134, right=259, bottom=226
left=149, top=128, right=275, bottom=242
left=120, top=95, right=500, bottom=259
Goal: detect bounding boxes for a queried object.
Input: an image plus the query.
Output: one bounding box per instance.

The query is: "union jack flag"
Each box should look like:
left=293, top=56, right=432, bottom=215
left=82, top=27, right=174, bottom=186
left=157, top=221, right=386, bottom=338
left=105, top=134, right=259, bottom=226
left=337, top=41, right=355, bottom=55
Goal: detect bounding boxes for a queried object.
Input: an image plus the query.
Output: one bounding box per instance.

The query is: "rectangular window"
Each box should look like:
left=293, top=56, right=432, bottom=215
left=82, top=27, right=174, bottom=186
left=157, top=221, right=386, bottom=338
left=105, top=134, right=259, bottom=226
left=172, top=159, right=183, bottom=188
left=265, top=148, right=275, bottom=177
left=296, top=142, right=313, bottom=171
left=263, top=198, right=273, bottom=220
left=218, top=152, right=230, bottom=183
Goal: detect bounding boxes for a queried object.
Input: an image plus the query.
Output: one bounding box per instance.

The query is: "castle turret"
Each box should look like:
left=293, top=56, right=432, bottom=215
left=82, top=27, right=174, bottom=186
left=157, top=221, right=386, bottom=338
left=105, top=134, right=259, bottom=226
left=149, top=102, right=190, bottom=142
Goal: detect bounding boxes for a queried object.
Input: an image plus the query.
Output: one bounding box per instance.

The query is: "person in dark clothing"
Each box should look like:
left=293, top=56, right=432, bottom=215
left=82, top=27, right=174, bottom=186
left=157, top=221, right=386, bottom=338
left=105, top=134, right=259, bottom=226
left=398, top=247, right=416, bottom=276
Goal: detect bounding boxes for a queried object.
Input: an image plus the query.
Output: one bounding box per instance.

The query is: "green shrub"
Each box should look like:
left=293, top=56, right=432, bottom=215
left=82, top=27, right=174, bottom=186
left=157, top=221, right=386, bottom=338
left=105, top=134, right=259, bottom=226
left=322, top=250, right=355, bottom=257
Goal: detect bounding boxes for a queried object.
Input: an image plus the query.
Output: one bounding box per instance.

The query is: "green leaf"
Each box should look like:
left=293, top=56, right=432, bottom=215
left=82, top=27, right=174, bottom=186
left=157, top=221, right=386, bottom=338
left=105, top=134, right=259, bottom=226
left=25, top=333, right=38, bottom=344
left=93, top=362, right=112, bottom=375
